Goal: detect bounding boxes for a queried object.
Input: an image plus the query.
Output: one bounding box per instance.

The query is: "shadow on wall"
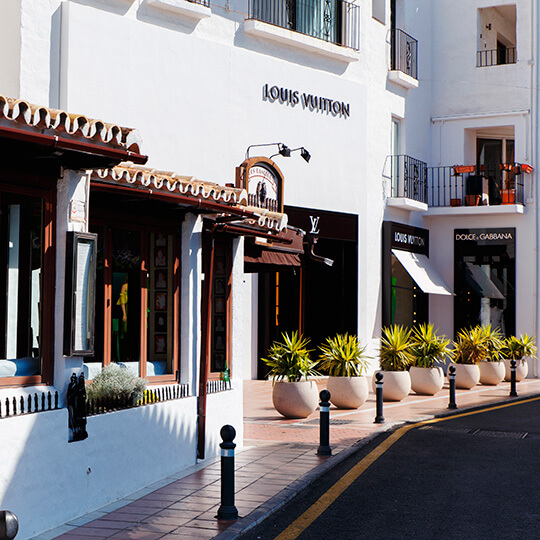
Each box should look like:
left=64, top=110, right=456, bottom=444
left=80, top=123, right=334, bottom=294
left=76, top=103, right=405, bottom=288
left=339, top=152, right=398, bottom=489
left=0, top=397, right=197, bottom=540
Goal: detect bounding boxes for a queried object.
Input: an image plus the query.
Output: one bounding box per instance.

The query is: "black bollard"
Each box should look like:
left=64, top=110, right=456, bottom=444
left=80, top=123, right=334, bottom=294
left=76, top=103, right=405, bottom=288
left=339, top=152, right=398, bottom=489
left=509, top=359, right=518, bottom=397
left=317, top=390, right=332, bottom=457
left=217, top=425, right=239, bottom=521
left=0, top=510, right=19, bottom=540
left=448, top=365, right=457, bottom=409
left=374, top=372, right=385, bottom=424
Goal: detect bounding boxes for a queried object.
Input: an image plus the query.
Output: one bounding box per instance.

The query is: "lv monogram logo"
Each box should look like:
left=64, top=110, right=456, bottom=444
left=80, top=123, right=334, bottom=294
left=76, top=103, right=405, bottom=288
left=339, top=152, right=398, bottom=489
left=309, top=216, right=320, bottom=235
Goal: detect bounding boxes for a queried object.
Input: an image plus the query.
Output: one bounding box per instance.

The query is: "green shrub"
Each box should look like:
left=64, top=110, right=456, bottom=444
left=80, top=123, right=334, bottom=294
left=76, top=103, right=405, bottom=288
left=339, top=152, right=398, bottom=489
left=86, top=363, right=147, bottom=401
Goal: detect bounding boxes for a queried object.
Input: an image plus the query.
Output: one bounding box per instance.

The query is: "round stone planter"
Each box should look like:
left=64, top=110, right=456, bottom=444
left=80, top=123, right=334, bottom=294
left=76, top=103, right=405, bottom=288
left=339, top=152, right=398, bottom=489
left=478, top=361, right=505, bottom=385
left=371, top=370, right=411, bottom=402
left=410, top=366, right=444, bottom=396
left=272, top=380, right=319, bottom=419
left=453, top=363, right=480, bottom=389
left=504, top=359, right=529, bottom=382
left=327, top=376, right=368, bottom=409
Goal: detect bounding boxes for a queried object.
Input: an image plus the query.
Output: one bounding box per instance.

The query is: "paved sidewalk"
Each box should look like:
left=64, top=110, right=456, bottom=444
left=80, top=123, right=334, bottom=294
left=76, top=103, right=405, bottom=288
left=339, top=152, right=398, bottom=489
left=36, top=376, right=540, bottom=540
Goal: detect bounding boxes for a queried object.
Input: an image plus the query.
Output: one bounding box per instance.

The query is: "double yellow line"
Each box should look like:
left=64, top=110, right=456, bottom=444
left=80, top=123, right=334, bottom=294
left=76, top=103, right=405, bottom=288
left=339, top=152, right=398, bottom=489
left=275, top=396, right=540, bottom=540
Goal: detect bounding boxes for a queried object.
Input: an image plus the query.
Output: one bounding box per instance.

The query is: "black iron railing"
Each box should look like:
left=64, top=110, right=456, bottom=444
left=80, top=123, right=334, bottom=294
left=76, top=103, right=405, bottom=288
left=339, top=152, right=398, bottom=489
left=477, top=47, right=517, bottom=67
left=86, top=383, right=190, bottom=417
left=390, top=28, right=418, bottom=79
left=0, top=391, right=59, bottom=418
left=427, top=164, right=525, bottom=207
left=248, top=0, right=360, bottom=51
left=189, top=0, right=210, bottom=6
left=207, top=379, right=232, bottom=394
left=389, top=155, right=427, bottom=203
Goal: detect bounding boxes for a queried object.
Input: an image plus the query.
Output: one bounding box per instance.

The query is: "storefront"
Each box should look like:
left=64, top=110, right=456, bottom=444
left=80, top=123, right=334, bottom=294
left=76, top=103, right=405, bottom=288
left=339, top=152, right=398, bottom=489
left=382, top=221, right=453, bottom=328
left=454, top=228, right=515, bottom=336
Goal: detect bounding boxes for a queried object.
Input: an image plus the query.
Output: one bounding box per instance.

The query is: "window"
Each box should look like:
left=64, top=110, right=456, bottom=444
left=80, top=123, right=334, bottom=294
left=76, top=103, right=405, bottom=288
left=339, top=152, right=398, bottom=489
left=86, top=221, right=180, bottom=381
left=0, top=185, right=54, bottom=385
left=372, top=0, right=385, bottom=24
left=477, top=6, right=517, bottom=67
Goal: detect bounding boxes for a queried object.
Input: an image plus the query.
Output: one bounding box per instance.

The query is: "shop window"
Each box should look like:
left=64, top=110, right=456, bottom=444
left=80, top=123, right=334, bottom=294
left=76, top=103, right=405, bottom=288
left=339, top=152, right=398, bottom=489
left=454, top=228, right=515, bottom=336
left=0, top=189, right=54, bottom=385
left=86, top=223, right=180, bottom=381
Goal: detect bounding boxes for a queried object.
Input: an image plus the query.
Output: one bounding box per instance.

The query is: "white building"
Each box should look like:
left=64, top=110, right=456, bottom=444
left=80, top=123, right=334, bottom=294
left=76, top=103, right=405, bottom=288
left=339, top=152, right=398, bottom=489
left=0, top=0, right=537, bottom=537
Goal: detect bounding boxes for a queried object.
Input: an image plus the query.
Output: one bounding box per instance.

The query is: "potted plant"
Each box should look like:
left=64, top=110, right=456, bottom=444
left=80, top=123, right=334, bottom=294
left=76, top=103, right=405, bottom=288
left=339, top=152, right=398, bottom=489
left=373, top=325, right=413, bottom=401
left=478, top=325, right=505, bottom=385
left=318, top=333, right=371, bottom=409
left=262, top=331, right=320, bottom=419
left=502, top=334, right=536, bottom=381
left=450, top=326, right=487, bottom=389
left=409, top=323, right=449, bottom=395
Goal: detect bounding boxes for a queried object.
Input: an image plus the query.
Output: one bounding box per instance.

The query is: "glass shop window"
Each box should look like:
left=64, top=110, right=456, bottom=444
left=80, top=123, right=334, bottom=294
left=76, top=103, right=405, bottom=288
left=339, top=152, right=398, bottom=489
left=454, top=228, right=515, bottom=336
left=85, top=224, right=179, bottom=381
left=390, top=253, right=427, bottom=328
left=0, top=193, right=50, bottom=382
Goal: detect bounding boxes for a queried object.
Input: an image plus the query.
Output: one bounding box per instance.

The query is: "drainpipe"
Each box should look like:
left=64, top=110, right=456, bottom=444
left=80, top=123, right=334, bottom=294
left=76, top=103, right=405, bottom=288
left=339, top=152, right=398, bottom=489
left=533, top=0, right=540, bottom=377
left=197, top=232, right=214, bottom=459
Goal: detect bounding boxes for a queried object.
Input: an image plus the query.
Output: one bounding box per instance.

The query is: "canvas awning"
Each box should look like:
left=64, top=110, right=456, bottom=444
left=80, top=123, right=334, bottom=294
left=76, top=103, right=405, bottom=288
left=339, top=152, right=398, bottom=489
left=464, top=262, right=505, bottom=299
left=392, top=249, right=454, bottom=296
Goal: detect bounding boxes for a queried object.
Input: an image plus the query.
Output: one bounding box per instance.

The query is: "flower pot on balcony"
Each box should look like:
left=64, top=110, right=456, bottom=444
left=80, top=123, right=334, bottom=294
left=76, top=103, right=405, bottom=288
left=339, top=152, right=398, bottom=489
left=450, top=198, right=462, bottom=207
left=465, top=195, right=481, bottom=206
left=501, top=189, right=515, bottom=204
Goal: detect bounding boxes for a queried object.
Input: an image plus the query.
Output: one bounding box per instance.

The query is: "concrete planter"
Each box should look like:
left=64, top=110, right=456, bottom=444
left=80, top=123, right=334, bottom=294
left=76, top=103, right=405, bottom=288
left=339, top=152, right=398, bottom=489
left=504, top=359, right=529, bottom=382
left=272, top=380, right=319, bottom=419
left=410, top=366, right=444, bottom=395
left=371, top=370, right=411, bottom=401
left=327, top=376, right=368, bottom=409
left=479, top=361, right=505, bottom=385
left=454, top=363, right=480, bottom=389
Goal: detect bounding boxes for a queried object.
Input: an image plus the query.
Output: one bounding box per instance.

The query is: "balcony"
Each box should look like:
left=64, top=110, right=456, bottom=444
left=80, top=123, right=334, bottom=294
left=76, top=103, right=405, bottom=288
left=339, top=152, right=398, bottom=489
left=427, top=163, right=528, bottom=213
left=247, top=0, right=360, bottom=51
left=477, top=47, right=517, bottom=67
left=387, top=155, right=427, bottom=211
left=389, top=28, right=418, bottom=89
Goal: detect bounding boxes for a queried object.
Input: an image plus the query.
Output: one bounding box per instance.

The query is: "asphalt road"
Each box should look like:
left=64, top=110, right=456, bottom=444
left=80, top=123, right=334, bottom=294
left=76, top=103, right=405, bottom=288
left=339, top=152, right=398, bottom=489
left=242, top=397, right=540, bottom=540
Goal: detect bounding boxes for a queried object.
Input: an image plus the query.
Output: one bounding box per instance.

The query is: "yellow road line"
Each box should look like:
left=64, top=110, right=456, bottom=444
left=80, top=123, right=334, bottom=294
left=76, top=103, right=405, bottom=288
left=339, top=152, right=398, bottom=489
left=274, top=395, right=540, bottom=540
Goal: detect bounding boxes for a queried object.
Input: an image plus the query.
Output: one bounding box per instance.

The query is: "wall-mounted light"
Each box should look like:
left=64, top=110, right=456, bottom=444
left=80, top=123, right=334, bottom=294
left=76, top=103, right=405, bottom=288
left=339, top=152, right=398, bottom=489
left=245, top=142, right=310, bottom=163
left=486, top=23, right=492, bottom=30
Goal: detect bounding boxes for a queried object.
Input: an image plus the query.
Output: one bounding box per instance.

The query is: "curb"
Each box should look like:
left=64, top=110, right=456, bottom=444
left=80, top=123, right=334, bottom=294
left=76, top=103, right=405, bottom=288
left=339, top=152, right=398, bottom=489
left=215, top=391, right=540, bottom=539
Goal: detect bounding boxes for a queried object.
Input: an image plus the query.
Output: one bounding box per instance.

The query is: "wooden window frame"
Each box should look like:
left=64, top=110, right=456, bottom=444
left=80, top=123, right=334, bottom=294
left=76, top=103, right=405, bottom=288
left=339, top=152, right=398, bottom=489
left=89, top=215, right=181, bottom=383
left=0, top=175, right=55, bottom=388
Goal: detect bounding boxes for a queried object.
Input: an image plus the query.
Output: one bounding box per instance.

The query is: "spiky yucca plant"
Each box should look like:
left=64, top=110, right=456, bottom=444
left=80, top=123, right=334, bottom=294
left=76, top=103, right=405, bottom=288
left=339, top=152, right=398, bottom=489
left=479, top=324, right=505, bottom=362
left=503, top=334, right=537, bottom=360
left=410, top=323, right=450, bottom=368
left=379, top=325, right=413, bottom=371
left=318, top=333, right=371, bottom=377
left=451, top=326, right=489, bottom=364
left=262, top=331, right=320, bottom=383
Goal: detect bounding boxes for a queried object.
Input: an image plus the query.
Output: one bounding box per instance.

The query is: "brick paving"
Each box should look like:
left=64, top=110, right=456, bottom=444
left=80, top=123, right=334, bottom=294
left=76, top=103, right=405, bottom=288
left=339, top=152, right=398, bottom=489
left=34, top=376, right=540, bottom=540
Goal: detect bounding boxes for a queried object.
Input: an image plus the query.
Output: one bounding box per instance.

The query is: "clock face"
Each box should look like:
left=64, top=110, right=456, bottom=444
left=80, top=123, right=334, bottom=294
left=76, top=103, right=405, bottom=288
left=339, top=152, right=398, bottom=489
left=247, top=163, right=279, bottom=211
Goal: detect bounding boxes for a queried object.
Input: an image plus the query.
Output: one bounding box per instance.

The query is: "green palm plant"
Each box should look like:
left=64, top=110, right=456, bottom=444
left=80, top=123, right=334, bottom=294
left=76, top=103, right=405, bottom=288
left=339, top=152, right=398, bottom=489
left=262, top=331, right=320, bottom=383
left=379, top=325, right=413, bottom=371
left=503, top=334, right=537, bottom=360
left=479, top=324, right=505, bottom=362
left=410, top=323, right=450, bottom=368
left=451, top=325, right=489, bottom=364
left=318, top=333, right=371, bottom=377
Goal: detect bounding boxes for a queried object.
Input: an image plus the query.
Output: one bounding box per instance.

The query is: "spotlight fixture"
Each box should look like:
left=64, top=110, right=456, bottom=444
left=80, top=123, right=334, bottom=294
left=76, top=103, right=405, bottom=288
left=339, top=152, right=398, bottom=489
left=245, top=142, right=311, bottom=163
left=278, top=144, right=291, bottom=157
left=300, top=148, right=311, bottom=163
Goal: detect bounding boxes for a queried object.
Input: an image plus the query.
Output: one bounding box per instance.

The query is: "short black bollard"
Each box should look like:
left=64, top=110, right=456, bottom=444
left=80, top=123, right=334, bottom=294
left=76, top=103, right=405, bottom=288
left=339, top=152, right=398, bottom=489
left=0, top=510, right=19, bottom=540
left=374, top=372, right=385, bottom=424
left=317, top=390, right=332, bottom=457
left=448, top=365, right=457, bottom=409
left=510, top=359, right=518, bottom=397
left=217, top=425, right=239, bottom=521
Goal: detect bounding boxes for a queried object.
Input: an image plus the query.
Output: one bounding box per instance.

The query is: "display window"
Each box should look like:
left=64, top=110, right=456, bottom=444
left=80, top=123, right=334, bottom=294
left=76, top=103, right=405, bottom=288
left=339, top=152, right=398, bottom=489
left=87, top=215, right=180, bottom=382
left=454, top=228, right=515, bottom=336
left=0, top=183, right=55, bottom=386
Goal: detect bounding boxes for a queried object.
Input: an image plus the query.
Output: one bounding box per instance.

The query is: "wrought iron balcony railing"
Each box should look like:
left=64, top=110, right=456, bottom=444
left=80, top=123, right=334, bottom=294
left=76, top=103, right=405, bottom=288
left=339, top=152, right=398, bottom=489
left=390, top=28, right=418, bottom=79
left=477, top=47, right=517, bottom=67
left=389, top=155, right=427, bottom=203
left=190, top=0, right=210, bottom=5
left=427, top=164, right=525, bottom=207
left=248, top=0, right=360, bottom=51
